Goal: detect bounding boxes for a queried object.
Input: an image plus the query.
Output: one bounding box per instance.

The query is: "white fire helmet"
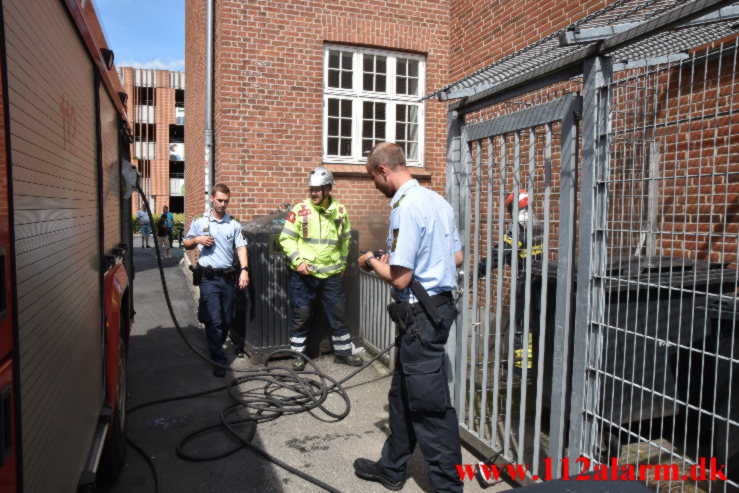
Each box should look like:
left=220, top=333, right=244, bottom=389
left=506, top=190, right=530, bottom=224
left=505, top=190, right=529, bottom=211
left=308, top=166, right=335, bottom=187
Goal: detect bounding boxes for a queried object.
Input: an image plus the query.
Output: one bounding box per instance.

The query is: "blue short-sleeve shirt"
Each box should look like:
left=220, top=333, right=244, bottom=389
left=387, top=179, right=462, bottom=302
left=185, top=211, right=247, bottom=268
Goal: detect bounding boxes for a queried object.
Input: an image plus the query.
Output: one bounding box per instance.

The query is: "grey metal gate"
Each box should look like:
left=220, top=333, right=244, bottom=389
left=438, top=0, right=738, bottom=490
left=449, top=93, right=581, bottom=478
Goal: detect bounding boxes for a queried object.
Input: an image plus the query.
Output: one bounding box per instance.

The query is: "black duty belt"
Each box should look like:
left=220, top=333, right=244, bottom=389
left=197, top=264, right=236, bottom=279
left=400, top=289, right=453, bottom=323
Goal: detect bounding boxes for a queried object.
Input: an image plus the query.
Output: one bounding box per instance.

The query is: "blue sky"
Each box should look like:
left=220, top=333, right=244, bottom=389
left=93, top=0, right=185, bottom=72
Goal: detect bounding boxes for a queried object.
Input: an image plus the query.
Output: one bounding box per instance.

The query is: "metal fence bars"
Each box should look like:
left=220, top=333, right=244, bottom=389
left=452, top=94, right=580, bottom=482
left=358, top=270, right=397, bottom=369
left=438, top=0, right=739, bottom=491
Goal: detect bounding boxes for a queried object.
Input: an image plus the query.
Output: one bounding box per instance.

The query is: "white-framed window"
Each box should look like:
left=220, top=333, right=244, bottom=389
left=323, top=45, right=425, bottom=166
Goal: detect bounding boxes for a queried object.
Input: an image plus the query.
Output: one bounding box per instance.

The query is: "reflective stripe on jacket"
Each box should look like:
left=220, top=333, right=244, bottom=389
left=279, top=197, right=351, bottom=279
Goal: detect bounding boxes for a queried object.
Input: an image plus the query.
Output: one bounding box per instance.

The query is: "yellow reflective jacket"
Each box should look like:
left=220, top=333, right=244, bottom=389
left=279, top=197, right=351, bottom=279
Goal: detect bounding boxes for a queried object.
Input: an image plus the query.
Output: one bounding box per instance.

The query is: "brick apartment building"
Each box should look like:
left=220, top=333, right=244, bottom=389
left=183, top=0, right=733, bottom=251
left=118, top=67, right=186, bottom=213
left=184, top=0, right=452, bottom=250
left=183, top=0, right=619, bottom=249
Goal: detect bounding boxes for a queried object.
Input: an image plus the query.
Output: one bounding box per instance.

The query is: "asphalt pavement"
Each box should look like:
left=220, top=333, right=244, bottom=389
left=99, top=239, right=514, bottom=493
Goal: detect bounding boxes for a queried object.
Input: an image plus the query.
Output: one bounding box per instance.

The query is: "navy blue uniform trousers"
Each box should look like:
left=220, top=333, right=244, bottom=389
left=288, top=271, right=352, bottom=356
left=198, top=275, right=236, bottom=365
left=379, top=300, right=463, bottom=492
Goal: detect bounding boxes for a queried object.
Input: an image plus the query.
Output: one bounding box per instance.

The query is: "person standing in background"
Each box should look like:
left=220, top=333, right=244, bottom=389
left=162, top=205, right=174, bottom=258
left=135, top=206, right=151, bottom=248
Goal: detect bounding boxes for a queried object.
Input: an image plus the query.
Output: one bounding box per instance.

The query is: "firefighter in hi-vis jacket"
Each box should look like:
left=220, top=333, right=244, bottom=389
left=279, top=166, right=363, bottom=371
left=478, top=190, right=543, bottom=371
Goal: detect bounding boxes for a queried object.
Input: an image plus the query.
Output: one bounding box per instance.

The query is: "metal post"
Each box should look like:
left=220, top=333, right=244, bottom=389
left=446, top=110, right=463, bottom=401
left=204, top=0, right=214, bottom=213
left=569, top=55, right=612, bottom=463
left=548, top=93, right=581, bottom=471
left=456, top=125, right=473, bottom=417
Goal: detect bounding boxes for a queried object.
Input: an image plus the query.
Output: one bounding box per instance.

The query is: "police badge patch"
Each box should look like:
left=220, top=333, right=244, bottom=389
left=286, top=212, right=296, bottom=223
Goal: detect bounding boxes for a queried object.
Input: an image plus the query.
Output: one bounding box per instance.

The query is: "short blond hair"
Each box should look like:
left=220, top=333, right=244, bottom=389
left=366, top=142, right=406, bottom=171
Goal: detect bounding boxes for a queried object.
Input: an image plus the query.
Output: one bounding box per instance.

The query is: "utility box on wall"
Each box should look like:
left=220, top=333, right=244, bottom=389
left=230, top=229, right=361, bottom=364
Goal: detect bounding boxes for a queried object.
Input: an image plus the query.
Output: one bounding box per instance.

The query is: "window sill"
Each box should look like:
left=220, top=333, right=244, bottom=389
left=325, top=163, right=431, bottom=180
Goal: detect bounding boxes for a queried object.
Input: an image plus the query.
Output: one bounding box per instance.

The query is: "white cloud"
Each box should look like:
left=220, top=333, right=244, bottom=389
left=117, top=58, right=185, bottom=72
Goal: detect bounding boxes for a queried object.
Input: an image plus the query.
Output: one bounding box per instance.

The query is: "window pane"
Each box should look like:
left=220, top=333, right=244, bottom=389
left=342, top=52, right=352, bottom=69
left=408, top=60, right=419, bottom=77
left=397, top=78, right=407, bottom=94
left=406, top=142, right=417, bottom=160
left=376, top=122, right=386, bottom=139
left=363, top=120, right=374, bottom=138
left=408, top=105, right=418, bottom=122
left=328, top=98, right=339, bottom=116
left=396, top=105, right=407, bottom=121
left=376, top=103, right=386, bottom=121
left=376, top=56, right=387, bottom=74
left=363, top=73, right=373, bottom=92
left=341, top=71, right=352, bottom=89
left=328, top=70, right=339, bottom=88
left=341, top=118, right=352, bottom=136
left=363, top=55, right=373, bottom=72
left=408, top=78, right=418, bottom=96
left=340, top=100, right=352, bottom=117
left=362, top=139, right=373, bottom=155
left=328, top=137, right=338, bottom=155
left=363, top=101, right=374, bottom=119
left=340, top=138, right=351, bottom=156
left=328, top=118, right=338, bottom=136
left=397, top=58, right=407, bottom=77
left=329, top=51, right=341, bottom=69
left=396, top=122, right=404, bottom=140
left=376, top=75, right=386, bottom=93
left=407, top=123, right=418, bottom=141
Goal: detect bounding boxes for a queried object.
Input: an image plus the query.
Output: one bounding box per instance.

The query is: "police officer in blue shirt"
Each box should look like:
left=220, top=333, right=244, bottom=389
left=356, top=143, right=464, bottom=492
left=183, top=183, right=249, bottom=377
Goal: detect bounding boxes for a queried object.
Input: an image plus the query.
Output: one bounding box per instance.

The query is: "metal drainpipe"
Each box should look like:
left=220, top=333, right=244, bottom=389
left=204, top=0, right=214, bottom=213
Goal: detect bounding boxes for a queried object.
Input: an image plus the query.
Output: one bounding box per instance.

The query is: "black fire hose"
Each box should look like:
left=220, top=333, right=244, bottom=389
left=126, top=184, right=397, bottom=493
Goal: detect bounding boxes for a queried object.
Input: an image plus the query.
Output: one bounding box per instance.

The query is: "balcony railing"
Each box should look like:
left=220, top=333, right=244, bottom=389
left=133, top=141, right=156, bottom=160
left=170, top=177, right=184, bottom=197
left=135, top=105, right=155, bottom=124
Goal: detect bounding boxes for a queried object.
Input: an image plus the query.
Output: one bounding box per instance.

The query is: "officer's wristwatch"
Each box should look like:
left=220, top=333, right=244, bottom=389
left=241, top=266, right=250, bottom=272
left=365, top=257, right=374, bottom=270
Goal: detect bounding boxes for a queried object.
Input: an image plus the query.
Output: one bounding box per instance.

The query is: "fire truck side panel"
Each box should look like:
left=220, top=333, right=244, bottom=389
left=0, top=8, right=18, bottom=490
left=4, top=0, right=104, bottom=491
left=0, top=0, right=12, bottom=367
left=100, top=85, right=120, bottom=256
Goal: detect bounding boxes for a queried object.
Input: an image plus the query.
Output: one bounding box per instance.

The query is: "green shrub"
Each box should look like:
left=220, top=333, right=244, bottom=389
left=132, top=212, right=185, bottom=239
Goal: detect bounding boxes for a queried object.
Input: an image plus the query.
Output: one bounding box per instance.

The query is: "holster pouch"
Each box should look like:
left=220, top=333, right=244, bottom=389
left=387, top=301, right=413, bottom=331
left=189, top=265, right=203, bottom=286
left=203, top=265, right=215, bottom=280
left=403, top=358, right=450, bottom=413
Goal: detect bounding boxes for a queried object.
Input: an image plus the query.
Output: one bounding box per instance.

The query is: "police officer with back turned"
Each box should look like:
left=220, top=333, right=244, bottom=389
left=279, top=166, right=362, bottom=371
left=183, top=183, right=249, bottom=377
left=356, top=143, right=464, bottom=492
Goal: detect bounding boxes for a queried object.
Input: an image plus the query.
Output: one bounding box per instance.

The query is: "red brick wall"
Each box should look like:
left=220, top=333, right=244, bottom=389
left=187, top=0, right=450, bottom=250
left=150, top=84, right=174, bottom=210
left=185, top=0, right=207, bottom=225
left=449, top=0, right=609, bottom=80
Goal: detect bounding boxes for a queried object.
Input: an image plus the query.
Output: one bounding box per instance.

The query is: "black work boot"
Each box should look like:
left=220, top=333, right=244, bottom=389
left=334, top=354, right=363, bottom=367
left=353, top=458, right=405, bottom=491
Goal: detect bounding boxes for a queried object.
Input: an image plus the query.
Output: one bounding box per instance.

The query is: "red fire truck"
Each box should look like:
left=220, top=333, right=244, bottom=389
left=0, top=0, right=134, bottom=491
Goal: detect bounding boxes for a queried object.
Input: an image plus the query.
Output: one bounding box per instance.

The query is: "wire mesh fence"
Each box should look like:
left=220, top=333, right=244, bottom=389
left=442, top=1, right=738, bottom=490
